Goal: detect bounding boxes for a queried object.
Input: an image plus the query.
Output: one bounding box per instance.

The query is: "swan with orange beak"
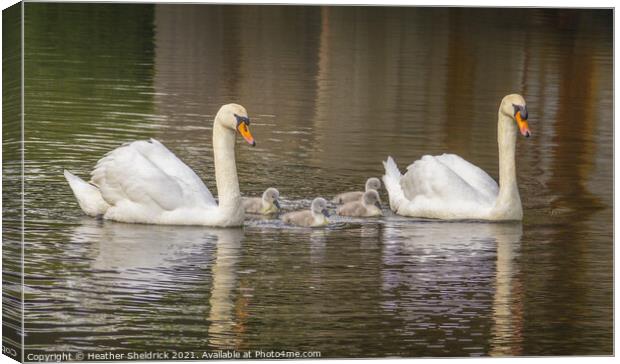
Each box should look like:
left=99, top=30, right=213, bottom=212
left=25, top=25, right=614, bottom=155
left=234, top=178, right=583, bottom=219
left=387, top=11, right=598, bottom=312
left=383, top=94, right=532, bottom=221
left=64, top=103, right=259, bottom=226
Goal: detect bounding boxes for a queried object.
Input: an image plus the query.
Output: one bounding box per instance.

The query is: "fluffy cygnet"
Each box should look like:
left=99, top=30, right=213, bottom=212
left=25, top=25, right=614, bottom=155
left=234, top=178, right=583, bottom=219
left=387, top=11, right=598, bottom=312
left=337, top=190, right=382, bottom=217
left=243, top=188, right=280, bottom=215
left=332, top=177, right=382, bottom=204
left=281, top=197, right=330, bottom=227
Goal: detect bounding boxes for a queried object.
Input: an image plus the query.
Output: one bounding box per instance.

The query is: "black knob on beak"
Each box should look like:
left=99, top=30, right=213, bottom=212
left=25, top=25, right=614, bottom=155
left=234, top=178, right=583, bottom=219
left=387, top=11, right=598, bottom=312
left=513, top=104, right=528, bottom=120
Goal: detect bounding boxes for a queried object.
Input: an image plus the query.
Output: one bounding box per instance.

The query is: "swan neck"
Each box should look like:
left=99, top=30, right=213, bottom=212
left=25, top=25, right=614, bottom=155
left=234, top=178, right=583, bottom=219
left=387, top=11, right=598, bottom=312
left=495, top=112, right=522, bottom=215
left=213, top=120, right=241, bottom=211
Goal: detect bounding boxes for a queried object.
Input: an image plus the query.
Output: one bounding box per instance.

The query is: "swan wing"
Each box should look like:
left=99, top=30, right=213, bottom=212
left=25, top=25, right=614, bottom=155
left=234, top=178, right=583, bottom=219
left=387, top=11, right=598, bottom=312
left=133, top=139, right=216, bottom=204
left=91, top=139, right=216, bottom=210
left=434, top=153, right=499, bottom=201
left=402, top=155, right=493, bottom=205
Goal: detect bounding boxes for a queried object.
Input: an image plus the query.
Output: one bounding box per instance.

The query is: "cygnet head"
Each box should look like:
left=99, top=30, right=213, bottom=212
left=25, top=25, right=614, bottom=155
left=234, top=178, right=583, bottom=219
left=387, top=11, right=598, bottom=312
left=262, top=187, right=281, bottom=209
left=500, top=94, right=530, bottom=138
left=311, top=197, right=330, bottom=217
left=365, top=177, right=382, bottom=191
left=215, top=103, right=256, bottom=146
left=363, top=190, right=382, bottom=209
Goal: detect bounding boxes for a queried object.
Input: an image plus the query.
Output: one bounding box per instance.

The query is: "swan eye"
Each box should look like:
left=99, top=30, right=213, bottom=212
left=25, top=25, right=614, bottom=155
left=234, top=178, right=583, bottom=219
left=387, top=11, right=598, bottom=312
left=234, top=113, right=250, bottom=126
left=234, top=114, right=256, bottom=146
left=512, top=104, right=528, bottom=120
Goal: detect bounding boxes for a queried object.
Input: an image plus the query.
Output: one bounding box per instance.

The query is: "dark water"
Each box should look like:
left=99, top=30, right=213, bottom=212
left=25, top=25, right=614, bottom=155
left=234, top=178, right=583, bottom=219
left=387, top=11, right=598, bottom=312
left=12, top=4, right=613, bottom=358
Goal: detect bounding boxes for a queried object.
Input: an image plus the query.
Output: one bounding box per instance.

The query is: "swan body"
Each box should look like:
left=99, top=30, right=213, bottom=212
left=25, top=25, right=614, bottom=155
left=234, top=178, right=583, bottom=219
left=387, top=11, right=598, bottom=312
left=243, top=188, right=281, bottom=215
left=281, top=198, right=330, bottom=227
left=333, top=177, right=382, bottom=204
left=383, top=94, right=531, bottom=221
left=337, top=190, right=382, bottom=217
left=64, top=104, right=256, bottom=227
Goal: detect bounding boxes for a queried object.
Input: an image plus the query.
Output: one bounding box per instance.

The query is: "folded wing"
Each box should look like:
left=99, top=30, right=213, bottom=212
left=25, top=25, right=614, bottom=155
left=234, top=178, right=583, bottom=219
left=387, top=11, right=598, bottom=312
left=90, top=139, right=216, bottom=211
left=402, top=154, right=496, bottom=206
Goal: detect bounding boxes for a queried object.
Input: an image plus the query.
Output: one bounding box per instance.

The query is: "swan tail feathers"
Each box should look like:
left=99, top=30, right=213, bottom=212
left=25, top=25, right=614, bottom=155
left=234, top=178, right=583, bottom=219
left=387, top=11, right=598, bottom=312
left=382, top=156, right=406, bottom=212
left=64, top=169, right=110, bottom=217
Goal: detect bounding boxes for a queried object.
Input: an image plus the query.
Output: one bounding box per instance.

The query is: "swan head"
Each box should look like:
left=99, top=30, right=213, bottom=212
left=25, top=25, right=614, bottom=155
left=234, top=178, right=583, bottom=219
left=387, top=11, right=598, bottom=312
left=262, top=187, right=281, bottom=211
left=500, top=94, right=530, bottom=138
left=216, top=103, right=256, bottom=146
left=363, top=190, right=382, bottom=209
left=365, top=177, right=382, bottom=192
left=311, top=197, right=330, bottom=218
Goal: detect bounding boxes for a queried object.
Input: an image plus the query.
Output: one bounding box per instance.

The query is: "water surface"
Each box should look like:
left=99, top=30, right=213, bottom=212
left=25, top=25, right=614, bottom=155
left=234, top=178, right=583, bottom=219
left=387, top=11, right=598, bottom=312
left=17, top=4, right=612, bottom=358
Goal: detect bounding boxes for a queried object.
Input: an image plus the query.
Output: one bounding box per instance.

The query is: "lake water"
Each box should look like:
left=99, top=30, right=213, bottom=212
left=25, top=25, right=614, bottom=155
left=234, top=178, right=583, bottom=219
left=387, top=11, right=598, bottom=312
left=6, top=4, right=613, bottom=358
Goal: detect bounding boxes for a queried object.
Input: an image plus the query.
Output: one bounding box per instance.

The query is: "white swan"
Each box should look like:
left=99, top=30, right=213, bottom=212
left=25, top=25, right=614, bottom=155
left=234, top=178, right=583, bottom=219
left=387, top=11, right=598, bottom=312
left=64, top=103, right=256, bottom=227
left=383, top=94, right=531, bottom=221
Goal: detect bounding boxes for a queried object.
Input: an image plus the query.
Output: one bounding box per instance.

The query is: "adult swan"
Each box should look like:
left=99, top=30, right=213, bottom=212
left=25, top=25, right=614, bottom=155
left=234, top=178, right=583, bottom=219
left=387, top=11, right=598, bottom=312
left=64, top=104, right=256, bottom=227
left=383, top=94, right=531, bottom=221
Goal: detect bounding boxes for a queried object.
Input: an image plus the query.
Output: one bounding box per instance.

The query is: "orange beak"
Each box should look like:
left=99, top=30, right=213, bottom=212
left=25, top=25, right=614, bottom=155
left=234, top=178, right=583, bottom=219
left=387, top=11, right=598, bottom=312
left=237, top=122, right=256, bottom=146
left=516, top=111, right=531, bottom=138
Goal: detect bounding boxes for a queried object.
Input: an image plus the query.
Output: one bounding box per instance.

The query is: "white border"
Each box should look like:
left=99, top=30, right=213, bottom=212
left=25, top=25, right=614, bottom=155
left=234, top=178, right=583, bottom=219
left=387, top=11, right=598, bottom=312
left=0, top=2, right=615, bottom=364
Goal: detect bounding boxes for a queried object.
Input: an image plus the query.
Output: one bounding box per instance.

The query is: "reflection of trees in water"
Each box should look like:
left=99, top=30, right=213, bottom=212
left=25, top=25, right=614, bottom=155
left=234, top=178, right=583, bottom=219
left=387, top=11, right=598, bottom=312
left=547, top=15, right=605, bottom=213
left=312, top=7, right=451, bottom=174
left=153, top=4, right=324, bottom=197
left=152, top=5, right=611, bottom=205
left=520, top=12, right=612, bottom=355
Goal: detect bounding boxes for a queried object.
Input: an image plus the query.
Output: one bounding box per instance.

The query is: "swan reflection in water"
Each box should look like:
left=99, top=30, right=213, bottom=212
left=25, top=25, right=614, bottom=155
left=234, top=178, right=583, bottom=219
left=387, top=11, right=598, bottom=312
left=68, top=216, right=523, bottom=354
left=68, top=219, right=244, bottom=350
left=206, top=228, right=244, bottom=349
left=381, top=218, right=523, bottom=356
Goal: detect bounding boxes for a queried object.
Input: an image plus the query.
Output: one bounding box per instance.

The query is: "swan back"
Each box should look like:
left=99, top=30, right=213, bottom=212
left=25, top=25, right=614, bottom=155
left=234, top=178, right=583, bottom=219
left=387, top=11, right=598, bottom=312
left=433, top=154, right=498, bottom=202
